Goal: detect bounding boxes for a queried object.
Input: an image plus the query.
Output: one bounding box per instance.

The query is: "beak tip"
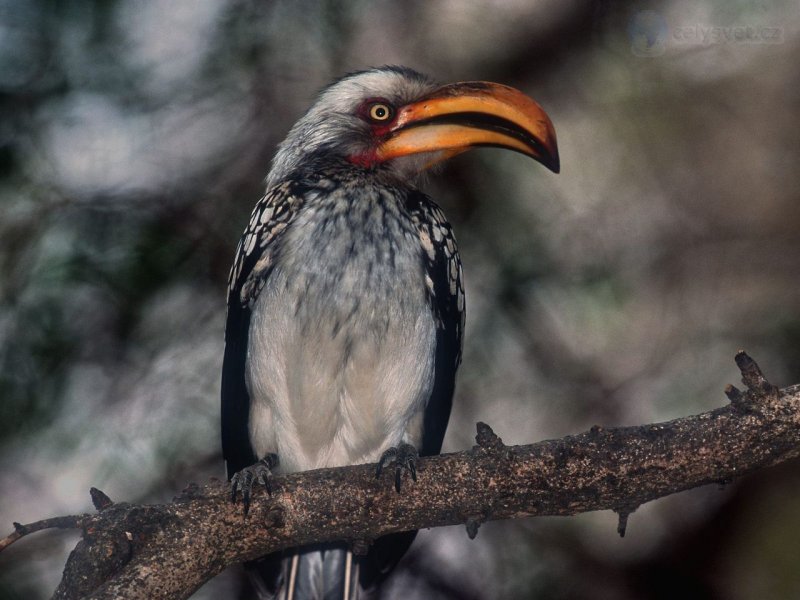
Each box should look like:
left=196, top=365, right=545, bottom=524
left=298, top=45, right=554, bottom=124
left=543, top=150, right=560, bottom=174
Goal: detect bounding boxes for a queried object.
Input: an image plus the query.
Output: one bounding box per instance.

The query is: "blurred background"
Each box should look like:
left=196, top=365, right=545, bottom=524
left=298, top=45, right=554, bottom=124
left=1, top=0, right=799, bottom=598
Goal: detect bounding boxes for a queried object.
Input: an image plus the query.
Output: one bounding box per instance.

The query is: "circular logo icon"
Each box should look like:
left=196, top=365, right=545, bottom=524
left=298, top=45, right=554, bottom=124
left=628, top=10, right=668, bottom=56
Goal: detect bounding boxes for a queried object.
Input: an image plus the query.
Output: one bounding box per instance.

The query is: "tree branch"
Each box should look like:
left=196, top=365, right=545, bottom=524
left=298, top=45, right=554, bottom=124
left=3, top=352, right=799, bottom=600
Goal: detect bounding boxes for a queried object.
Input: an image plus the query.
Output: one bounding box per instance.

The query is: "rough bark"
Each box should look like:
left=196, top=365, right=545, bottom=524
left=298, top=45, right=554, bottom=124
left=2, top=352, right=799, bottom=600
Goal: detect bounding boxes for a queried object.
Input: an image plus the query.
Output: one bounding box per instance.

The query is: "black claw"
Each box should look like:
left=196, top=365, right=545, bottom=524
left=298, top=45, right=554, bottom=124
left=230, top=455, right=279, bottom=516
left=259, top=469, right=272, bottom=496
left=376, top=443, right=418, bottom=493
left=242, top=487, right=252, bottom=516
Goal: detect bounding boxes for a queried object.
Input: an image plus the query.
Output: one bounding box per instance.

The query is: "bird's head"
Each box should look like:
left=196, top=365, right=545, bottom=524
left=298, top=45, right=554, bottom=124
left=266, top=66, right=559, bottom=186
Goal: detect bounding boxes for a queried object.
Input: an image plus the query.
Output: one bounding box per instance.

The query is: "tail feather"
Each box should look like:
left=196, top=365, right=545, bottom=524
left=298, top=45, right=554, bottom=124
left=291, top=547, right=357, bottom=600
left=248, top=546, right=360, bottom=600
left=247, top=532, right=417, bottom=599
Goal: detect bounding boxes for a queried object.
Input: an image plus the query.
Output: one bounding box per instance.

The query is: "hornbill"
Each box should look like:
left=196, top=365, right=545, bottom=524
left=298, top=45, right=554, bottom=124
left=222, top=66, right=558, bottom=599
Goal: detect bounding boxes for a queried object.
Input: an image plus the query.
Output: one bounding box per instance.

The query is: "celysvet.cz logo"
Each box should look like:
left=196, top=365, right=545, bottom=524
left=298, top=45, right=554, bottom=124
left=673, top=24, right=783, bottom=45
left=628, top=10, right=668, bottom=56
left=628, top=10, right=784, bottom=57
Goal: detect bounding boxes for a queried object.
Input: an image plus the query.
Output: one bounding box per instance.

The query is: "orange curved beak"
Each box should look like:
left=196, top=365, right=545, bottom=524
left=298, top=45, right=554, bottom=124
left=376, top=81, right=559, bottom=173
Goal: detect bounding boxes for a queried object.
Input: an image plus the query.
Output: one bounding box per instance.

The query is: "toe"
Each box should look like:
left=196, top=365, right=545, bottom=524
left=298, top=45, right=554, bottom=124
left=229, top=455, right=278, bottom=516
left=377, top=443, right=419, bottom=492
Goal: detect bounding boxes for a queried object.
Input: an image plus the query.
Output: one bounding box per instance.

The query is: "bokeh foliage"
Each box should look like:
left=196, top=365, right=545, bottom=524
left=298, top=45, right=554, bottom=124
left=1, top=1, right=799, bottom=598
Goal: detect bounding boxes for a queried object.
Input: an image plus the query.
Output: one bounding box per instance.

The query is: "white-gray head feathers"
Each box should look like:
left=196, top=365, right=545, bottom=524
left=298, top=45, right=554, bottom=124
left=266, top=67, right=439, bottom=187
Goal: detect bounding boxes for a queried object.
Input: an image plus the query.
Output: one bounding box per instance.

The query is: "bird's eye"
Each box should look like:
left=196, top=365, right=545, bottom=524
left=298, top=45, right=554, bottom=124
left=367, top=102, right=394, bottom=122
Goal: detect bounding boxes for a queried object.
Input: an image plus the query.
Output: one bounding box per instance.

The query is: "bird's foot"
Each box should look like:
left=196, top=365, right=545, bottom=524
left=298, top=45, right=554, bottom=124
left=230, top=453, right=279, bottom=516
left=376, top=443, right=418, bottom=492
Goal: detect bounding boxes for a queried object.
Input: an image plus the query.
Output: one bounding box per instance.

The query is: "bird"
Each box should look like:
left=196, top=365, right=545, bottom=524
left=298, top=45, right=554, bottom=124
left=221, top=65, right=559, bottom=599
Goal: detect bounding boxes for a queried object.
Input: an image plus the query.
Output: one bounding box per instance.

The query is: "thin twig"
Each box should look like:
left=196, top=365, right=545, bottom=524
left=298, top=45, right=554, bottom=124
left=0, top=514, right=87, bottom=552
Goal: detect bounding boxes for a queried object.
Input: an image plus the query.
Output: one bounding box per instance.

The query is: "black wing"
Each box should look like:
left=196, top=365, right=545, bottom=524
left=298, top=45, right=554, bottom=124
left=406, top=190, right=465, bottom=457
left=221, top=180, right=305, bottom=479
